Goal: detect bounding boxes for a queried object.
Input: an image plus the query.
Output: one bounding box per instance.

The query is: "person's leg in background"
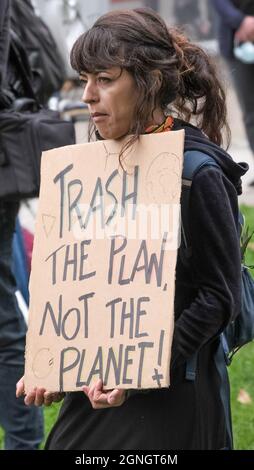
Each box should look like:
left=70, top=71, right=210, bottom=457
left=0, top=201, right=44, bottom=449
left=227, top=59, right=254, bottom=185
left=12, top=217, right=30, bottom=308
left=0, top=365, right=44, bottom=450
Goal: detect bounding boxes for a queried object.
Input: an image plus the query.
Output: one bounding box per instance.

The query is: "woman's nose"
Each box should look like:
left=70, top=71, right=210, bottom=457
left=82, top=81, right=98, bottom=104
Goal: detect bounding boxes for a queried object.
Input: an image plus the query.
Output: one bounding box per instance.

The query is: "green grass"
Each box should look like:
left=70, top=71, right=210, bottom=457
left=229, top=342, right=254, bottom=449
left=241, top=205, right=254, bottom=268
left=230, top=205, right=254, bottom=449
left=1, top=205, right=254, bottom=450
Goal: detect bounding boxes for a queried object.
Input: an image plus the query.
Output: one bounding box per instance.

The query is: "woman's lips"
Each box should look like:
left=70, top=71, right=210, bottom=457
left=91, top=113, right=108, bottom=123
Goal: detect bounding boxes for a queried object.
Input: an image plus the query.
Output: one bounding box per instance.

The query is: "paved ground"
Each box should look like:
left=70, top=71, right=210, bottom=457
left=226, top=86, right=254, bottom=206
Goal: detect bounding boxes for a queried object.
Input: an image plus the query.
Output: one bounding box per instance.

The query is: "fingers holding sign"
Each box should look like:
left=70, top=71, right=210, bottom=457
left=16, top=376, right=65, bottom=407
left=16, top=375, right=125, bottom=409
left=83, top=379, right=126, bottom=409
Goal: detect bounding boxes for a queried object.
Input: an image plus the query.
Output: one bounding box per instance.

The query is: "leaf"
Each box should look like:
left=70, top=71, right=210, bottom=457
left=237, top=388, right=252, bottom=405
left=241, top=226, right=254, bottom=262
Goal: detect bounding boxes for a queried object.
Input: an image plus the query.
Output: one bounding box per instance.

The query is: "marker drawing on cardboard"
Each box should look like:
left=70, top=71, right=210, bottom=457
left=24, top=130, right=184, bottom=392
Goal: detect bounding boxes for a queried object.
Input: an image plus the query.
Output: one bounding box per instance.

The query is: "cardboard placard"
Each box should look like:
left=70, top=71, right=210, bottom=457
left=24, top=130, right=184, bottom=392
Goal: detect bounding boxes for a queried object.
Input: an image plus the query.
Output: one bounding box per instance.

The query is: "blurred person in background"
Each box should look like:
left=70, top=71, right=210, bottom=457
left=10, top=0, right=65, bottom=105
left=0, top=0, right=44, bottom=449
left=211, top=0, right=254, bottom=186
left=174, top=0, right=213, bottom=40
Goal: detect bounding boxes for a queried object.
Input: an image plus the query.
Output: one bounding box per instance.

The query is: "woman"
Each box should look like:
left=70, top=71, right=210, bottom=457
left=17, top=8, right=247, bottom=450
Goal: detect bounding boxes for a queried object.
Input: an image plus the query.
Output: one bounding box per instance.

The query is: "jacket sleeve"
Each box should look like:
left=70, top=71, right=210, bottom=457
left=211, top=0, right=245, bottom=30
left=172, top=166, right=242, bottom=365
left=0, top=0, right=10, bottom=88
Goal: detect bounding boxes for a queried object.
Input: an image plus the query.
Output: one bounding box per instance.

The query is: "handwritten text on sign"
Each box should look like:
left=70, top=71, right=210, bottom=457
left=25, top=131, right=184, bottom=391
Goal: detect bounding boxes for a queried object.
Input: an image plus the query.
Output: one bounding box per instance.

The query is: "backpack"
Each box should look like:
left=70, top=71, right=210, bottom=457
left=0, top=30, right=75, bottom=200
left=9, top=0, right=66, bottom=104
left=181, top=150, right=254, bottom=366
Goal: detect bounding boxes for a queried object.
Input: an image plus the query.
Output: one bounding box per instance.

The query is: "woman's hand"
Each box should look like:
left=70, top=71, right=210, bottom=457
left=16, top=376, right=65, bottom=407
left=83, top=379, right=126, bottom=409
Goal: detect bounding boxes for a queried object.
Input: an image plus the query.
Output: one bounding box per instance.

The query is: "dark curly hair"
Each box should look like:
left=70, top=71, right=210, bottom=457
left=71, top=8, right=230, bottom=151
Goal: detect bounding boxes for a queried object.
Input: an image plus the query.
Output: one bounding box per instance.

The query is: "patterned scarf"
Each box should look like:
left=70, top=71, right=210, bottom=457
left=145, top=115, right=174, bottom=134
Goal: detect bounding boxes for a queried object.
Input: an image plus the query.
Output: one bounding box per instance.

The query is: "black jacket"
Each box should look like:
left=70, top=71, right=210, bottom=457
left=46, top=125, right=248, bottom=450
left=172, top=120, right=248, bottom=369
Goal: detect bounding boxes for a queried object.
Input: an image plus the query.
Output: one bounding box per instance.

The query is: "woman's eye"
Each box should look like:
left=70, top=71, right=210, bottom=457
left=79, top=79, right=87, bottom=87
left=98, top=76, right=111, bottom=84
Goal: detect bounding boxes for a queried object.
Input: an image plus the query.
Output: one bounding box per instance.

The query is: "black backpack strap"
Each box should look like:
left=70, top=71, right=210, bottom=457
left=181, top=150, right=220, bottom=263
left=185, top=354, right=198, bottom=381
left=213, top=341, right=234, bottom=449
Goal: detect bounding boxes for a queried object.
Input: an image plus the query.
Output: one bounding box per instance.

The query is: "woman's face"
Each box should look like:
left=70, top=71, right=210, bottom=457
left=80, top=67, right=140, bottom=140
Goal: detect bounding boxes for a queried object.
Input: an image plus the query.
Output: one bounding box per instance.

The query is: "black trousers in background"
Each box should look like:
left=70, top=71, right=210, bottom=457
left=0, top=201, right=44, bottom=449
left=227, top=58, right=254, bottom=155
